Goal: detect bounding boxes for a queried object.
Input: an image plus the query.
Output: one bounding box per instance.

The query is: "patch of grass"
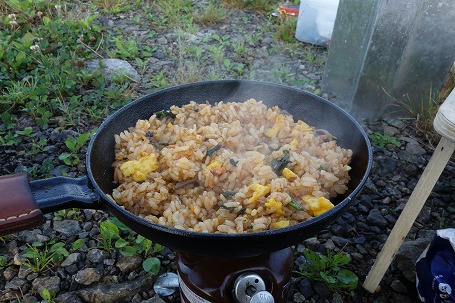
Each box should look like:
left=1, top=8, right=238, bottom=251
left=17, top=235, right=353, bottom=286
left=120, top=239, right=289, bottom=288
left=21, top=240, right=69, bottom=273
left=194, top=1, right=228, bottom=26
left=273, top=12, right=298, bottom=43
left=98, top=218, right=163, bottom=276
left=149, top=0, right=194, bottom=30
left=301, top=46, right=326, bottom=67
left=369, top=132, right=401, bottom=148
left=223, top=0, right=275, bottom=12
left=384, top=87, right=443, bottom=145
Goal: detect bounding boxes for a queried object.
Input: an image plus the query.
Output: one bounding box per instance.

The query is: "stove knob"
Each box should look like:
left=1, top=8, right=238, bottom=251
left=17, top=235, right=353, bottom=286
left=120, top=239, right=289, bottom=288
left=233, top=272, right=274, bottom=303
left=250, top=291, right=275, bottom=303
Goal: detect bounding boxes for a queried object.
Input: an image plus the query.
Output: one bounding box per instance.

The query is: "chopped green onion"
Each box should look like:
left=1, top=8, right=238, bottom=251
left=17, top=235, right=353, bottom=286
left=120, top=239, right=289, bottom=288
left=289, top=199, right=302, bottom=210
left=222, top=191, right=237, bottom=197
left=155, top=109, right=176, bottom=119
left=207, top=144, right=222, bottom=156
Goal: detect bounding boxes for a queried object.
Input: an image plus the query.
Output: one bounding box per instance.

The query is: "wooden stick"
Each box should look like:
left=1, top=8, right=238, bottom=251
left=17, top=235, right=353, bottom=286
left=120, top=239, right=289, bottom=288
left=363, top=137, right=455, bottom=293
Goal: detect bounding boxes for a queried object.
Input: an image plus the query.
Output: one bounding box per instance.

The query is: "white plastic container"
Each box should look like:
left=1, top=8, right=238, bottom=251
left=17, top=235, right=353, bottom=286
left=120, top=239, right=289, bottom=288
left=295, top=0, right=340, bottom=46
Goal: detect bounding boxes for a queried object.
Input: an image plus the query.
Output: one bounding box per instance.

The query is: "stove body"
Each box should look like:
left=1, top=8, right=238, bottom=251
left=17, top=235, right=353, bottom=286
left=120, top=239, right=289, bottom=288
left=176, top=247, right=294, bottom=303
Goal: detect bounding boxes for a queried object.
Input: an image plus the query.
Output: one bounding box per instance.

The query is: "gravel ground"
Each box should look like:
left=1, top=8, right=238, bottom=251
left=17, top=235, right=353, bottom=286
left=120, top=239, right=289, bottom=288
left=1, top=3, right=455, bottom=303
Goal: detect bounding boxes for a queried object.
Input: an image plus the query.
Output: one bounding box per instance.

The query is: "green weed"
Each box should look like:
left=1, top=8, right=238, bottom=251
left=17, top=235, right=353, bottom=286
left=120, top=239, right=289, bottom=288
left=98, top=218, right=163, bottom=275
left=369, top=132, right=401, bottom=148
left=0, top=255, right=10, bottom=271
left=40, top=288, right=57, bottom=303
left=274, top=12, right=298, bottom=43
left=21, top=240, right=69, bottom=273
left=58, top=129, right=96, bottom=166
left=295, top=248, right=358, bottom=291
left=194, top=2, right=228, bottom=26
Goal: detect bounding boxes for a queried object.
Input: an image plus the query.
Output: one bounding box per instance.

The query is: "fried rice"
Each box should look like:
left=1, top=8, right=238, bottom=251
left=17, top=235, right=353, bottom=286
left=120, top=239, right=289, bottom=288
left=112, top=99, right=352, bottom=233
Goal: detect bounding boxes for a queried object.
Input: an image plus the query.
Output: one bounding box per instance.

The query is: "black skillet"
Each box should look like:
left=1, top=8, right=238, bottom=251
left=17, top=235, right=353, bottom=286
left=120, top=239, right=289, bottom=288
left=0, top=80, right=372, bottom=257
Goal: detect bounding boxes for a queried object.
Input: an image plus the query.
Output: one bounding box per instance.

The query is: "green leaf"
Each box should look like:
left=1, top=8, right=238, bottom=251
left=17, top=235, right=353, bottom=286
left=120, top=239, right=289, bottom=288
left=336, top=269, right=358, bottom=289
left=100, top=221, right=120, bottom=239
left=21, top=32, right=35, bottom=49
left=303, top=248, right=321, bottom=267
left=15, top=51, right=26, bottom=64
left=43, top=16, right=51, bottom=25
left=115, top=239, right=128, bottom=248
left=320, top=271, right=337, bottom=285
left=332, top=253, right=350, bottom=267
left=224, top=58, right=231, bottom=69
left=65, top=137, right=77, bottom=151
left=153, top=243, right=164, bottom=254
left=108, top=217, right=130, bottom=232
left=72, top=239, right=84, bottom=251
left=41, top=288, right=51, bottom=300
left=120, top=246, right=137, bottom=256
left=22, top=250, right=38, bottom=259
left=143, top=257, right=160, bottom=275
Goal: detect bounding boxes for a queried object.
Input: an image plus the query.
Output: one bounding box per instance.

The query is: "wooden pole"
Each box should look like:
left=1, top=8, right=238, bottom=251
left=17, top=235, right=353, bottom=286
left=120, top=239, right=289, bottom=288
left=363, top=137, right=455, bottom=293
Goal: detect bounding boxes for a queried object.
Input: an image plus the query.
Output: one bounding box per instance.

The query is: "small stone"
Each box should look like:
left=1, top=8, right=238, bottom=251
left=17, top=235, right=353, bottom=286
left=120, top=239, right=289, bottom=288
left=156, top=37, right=168, bottom=45
left=5, top=277, right=27, bottom=290
left=86, top=58, right=141, bottom=82
left=3, top=266, right=18, bottom=281
left=32, top=276, right=61, bottom=295
left=75, top=268, right=103, bottom=285
left=26, top=272, right=38, bottom=281
left=404, top=139, right=426, bottom=155
left=396, top=237, right=432, bottom=282
left=61, top=253, right=81, bottom=267
left=391, top=279, right=408, bottom=294
left=367, top=209, right=388, bottom=228
left=331, top=292, right=344, bottom=303
left=312, top=281, right=331, bottom=299
left=353, top=235, right=366, bottom=244
left=77, top=275, right=154, bottom=303
left=87, top=249, right=108, bottom=264
left=65, top=264, right=79, bottom=275
left=298, top=278, right=314, bottom=298
left=332, top=236, right=349, bottom=247
left=56, top=292, right=83, bottom=303
left=53, top=220, right=82, bottom=237
left=302, top=237, right=321, bottom=251
left=83, top=209, right=96, bottom=221
left=323, top=239, right=336, bottom=250
left=17, top=266, right=33, bottom=279
left=117, top=255, right=143, bottom=274
left=141, top=295, right=167, bottom=303
left=292, top=292, right=305, bottom=303
left=104, top=259, right=116, bottom=266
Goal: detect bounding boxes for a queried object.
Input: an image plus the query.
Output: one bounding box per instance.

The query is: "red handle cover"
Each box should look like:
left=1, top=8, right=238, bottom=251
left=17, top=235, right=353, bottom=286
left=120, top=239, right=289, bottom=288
left=0, top=174, right=44, bottom=236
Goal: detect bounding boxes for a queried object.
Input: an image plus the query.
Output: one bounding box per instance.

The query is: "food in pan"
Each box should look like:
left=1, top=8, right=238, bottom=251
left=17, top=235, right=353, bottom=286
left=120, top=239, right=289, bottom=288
left=112, top=99, right=352, bottom=233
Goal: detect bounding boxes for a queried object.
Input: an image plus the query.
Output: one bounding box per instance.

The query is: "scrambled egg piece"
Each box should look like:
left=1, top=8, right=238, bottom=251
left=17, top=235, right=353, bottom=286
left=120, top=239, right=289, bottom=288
left=265, top=198, right=284, bottom=215
left=120, top=153, right=159, bottom=182
left=265, top=114, right=285, bottom=137
left=207, top=160, right=222, bottom=170
left=295, top=120, right=313, bottom=135
left=282, top=168, right=298, bottom=182
left=247, top=184, right=271, bottom=204
left=290, top=139, right=298, bottom=150
left=302, top=195, right=334, bottom=216
left=271, top=220, right=290, bottom=229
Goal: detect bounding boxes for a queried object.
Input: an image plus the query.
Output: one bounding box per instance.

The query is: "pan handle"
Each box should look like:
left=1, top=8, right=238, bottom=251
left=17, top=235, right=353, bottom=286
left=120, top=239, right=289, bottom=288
left=0, top=173, right=100, bottom=236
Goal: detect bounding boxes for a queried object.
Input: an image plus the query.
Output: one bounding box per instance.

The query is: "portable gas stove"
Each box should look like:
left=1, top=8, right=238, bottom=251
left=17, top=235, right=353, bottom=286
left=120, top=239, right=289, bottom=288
left=155, top=248, right=294, bottom=303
